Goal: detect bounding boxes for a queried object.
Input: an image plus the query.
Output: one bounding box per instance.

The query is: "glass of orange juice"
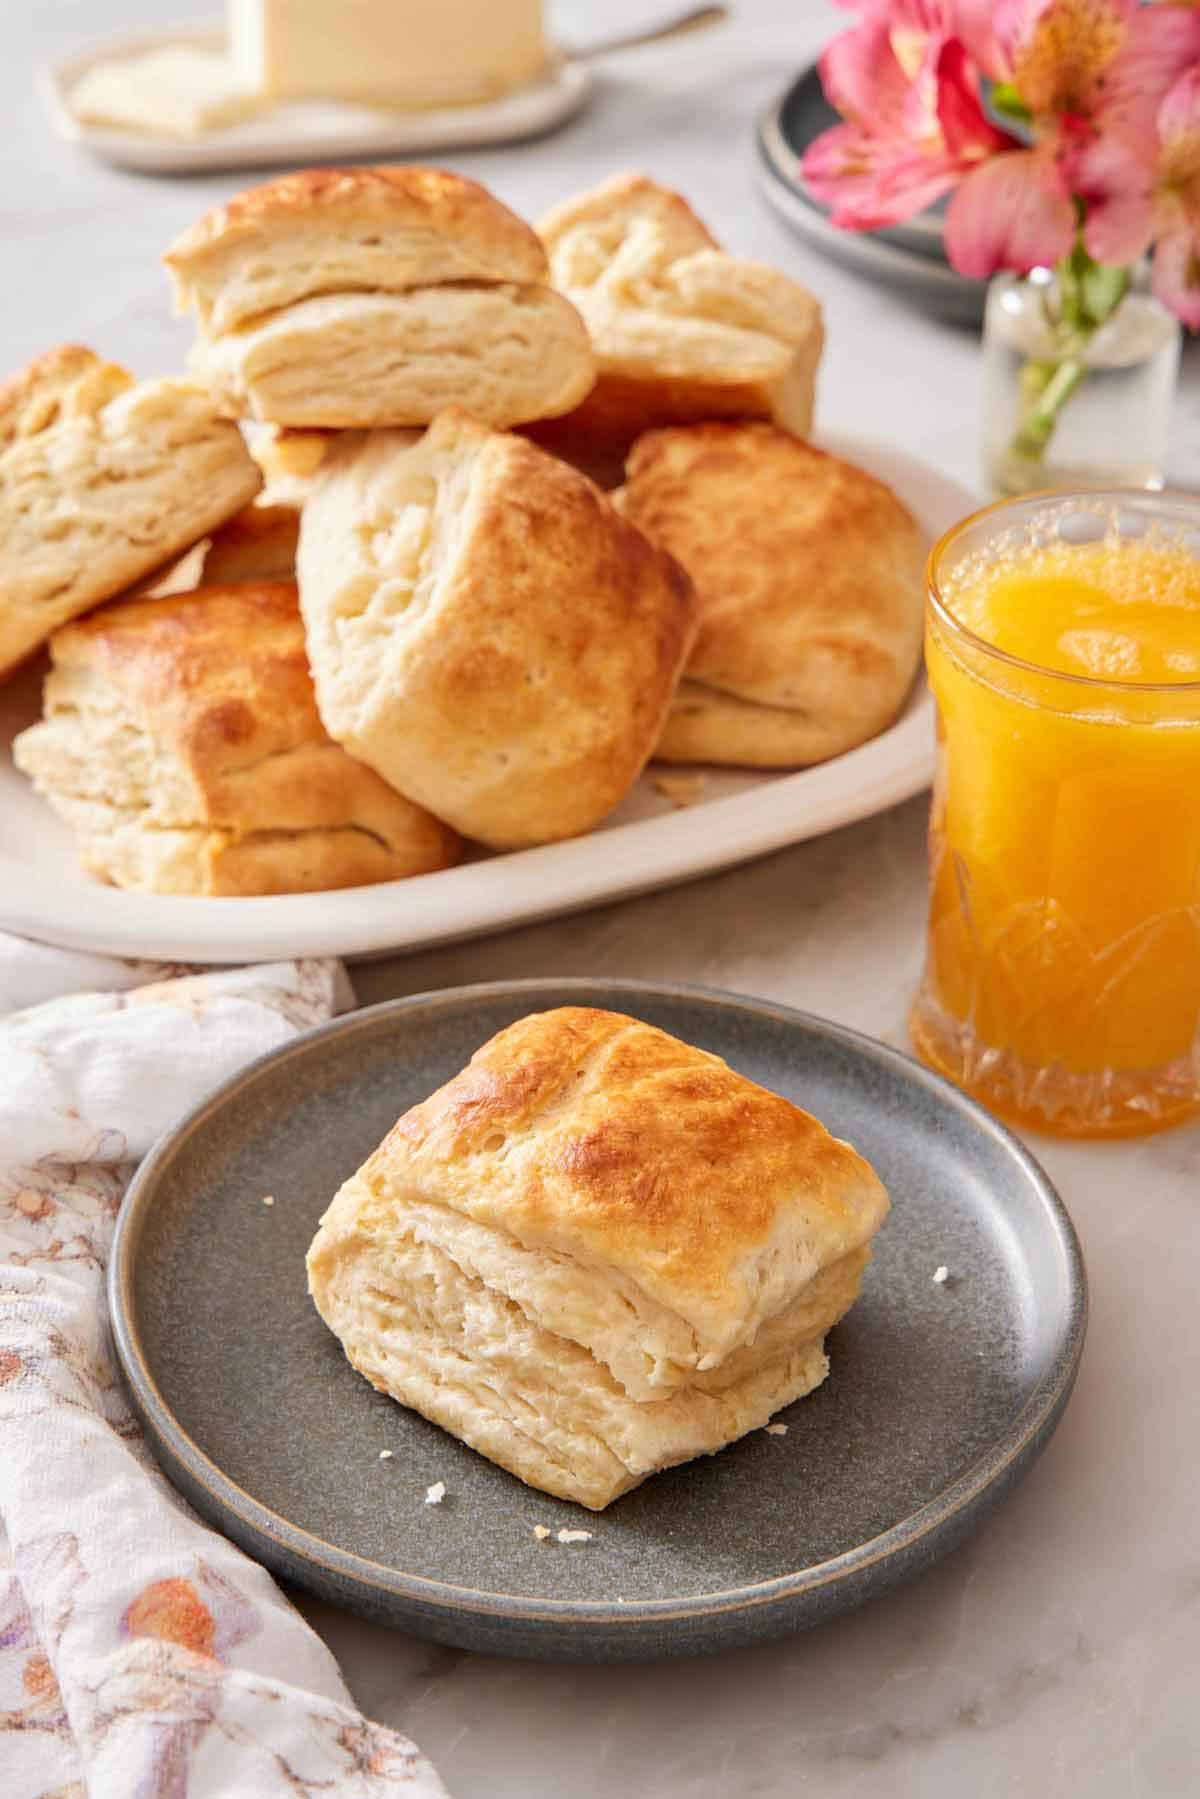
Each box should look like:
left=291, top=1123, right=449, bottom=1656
left=910, top=490, right=1200, bottom=1138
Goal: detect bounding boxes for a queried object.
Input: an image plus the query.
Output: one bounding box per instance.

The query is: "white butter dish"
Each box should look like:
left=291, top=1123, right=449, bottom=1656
left=39, top=24, right=591, bottom=176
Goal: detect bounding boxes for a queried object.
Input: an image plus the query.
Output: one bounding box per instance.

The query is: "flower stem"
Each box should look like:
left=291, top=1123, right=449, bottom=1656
left=1011, top=356, right=1089, bottom=460
left=1006, top=243, right=1131, bottom=473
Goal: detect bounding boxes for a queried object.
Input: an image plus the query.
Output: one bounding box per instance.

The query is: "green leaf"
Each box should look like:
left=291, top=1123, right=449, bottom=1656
left=1079, top=259, right=1130, bottom=328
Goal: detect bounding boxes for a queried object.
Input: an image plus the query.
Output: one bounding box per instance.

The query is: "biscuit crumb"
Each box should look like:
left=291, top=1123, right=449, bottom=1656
left=378, top=1449, right=394, bottom=1461
left=261, top=1195, right=275, bottom=1207
left=932, top=1265, right=950, bottom=1284
left=764, top=1422, right=788, bottom=1437
left=425, top=1481, right=446, bottom=1505
left=555, top=1528, right=592, bottom=1544
left=532, top=1524, right=551, bottom=1541
left=652, top=770, right=709, bottom=809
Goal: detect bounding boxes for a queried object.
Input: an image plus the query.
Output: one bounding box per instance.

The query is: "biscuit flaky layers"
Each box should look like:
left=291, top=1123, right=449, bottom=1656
left=307, top=1006, right=890, bottom=1510
left=189, top=285, right=595, bottom=432
left=167, top=166, right=596, bottom=432
left=297, top=410, right=697, bottom=849
left=0, top=345, right=262, bottom=679
left=619, top=423, right=927, bottom=768
left=13, top=581, right=462, bottom=897
left=536, top=172, right=824, bottom=452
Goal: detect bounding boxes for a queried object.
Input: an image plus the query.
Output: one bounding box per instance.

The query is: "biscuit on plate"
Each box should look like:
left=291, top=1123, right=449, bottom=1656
left=13, top=581, right=461, bottom=896
left=537, top=173, right=823, bottom=453
left=306, top=1006, right=890, bottom=1510
left=168, top=166, right=595, bottom=431
left=617, top=423, right=926, bottom=767
left=0, top=345, right=261, bottom=679
left=296, top=409, right=697, bottom=849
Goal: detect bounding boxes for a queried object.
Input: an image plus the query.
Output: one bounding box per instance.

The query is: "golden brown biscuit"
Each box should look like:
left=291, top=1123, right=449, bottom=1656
left=13, top=582, right=461, bottom=896
left=297, top=410, right=697, bottom=849
left=165, top=164, right=550, bottom=334
left=0, top=345, right=262, bottom=679
left=618, top=423, right=927, bottom=767
left=539, top=173, right=824, bottom=455
left=307, top=1006, right=890, bottom=1508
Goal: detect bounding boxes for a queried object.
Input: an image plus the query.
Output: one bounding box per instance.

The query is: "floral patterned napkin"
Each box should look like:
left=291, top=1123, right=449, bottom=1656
left=0, top=935, right=448, bottom=1799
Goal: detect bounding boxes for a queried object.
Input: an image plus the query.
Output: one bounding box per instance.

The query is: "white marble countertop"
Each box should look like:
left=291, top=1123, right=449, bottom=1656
left=5, top=4, right=1200, bottom=1795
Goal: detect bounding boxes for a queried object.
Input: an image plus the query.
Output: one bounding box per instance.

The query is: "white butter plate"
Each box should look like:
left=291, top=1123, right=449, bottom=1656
left=0, top=433, right=973, bottom=965
left=39, top=25, right=591, bottom=176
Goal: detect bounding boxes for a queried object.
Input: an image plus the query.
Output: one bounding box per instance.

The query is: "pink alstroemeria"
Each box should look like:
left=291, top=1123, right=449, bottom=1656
left=1081, top=66, right=1200, bottom=327
left=989, top=0, right=1200, bottom=148
left=803, top=9, right=1017, bottom=231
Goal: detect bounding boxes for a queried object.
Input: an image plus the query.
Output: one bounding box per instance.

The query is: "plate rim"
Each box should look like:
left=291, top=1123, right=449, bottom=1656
left=109, top=977, right=1088, bottom=1639
left=38, top=20, right=591, bottom=174
left=0, top=431, right=972, bottom=966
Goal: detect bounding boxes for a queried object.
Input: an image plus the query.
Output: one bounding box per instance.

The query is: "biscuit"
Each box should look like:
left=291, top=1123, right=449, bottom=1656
left=13, top=581, right=462, bottom=895
left=539, top=173, right=824, bottom=451
left=619, top=424, right=927, bottom=767
left=165, top=165, right=550, bottom=335
left=0, top=345, right=262, bottom=679
left=297, top=411, right=697, bottom=848
left=307, top=1006, right=889, bottom=1509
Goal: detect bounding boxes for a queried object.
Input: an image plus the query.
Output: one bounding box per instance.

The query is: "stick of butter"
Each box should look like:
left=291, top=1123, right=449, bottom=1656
left=71, top=48, right=261, bottom=139
left=228, top=0, right=548, bottom=109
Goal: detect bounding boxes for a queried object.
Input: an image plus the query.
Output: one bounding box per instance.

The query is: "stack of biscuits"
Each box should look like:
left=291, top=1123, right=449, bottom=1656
left=3, top=164, right=927, bottom=897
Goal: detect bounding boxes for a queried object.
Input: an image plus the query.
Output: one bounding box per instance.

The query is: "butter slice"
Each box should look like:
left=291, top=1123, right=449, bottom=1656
left=228, top=0, right=548, bottom=107
left=71, top=48, right=260, bottom=139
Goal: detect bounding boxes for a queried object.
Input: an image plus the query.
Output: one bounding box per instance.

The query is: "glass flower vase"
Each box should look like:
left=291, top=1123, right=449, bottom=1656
left=981, top=269, right=1181, bottom=497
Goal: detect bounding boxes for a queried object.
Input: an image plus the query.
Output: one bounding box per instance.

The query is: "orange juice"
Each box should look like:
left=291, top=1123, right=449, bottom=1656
left=910, top=494, right=1200, bottom=1137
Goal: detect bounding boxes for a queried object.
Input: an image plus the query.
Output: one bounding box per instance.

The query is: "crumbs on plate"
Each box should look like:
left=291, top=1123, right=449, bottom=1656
left=651, top=771, right=709, bottom=809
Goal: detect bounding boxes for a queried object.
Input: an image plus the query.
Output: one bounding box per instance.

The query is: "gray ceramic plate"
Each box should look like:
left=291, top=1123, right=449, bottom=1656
left=110, top=980, right=1086, bottom=1661
left=755, top=67, right=988, bottom=325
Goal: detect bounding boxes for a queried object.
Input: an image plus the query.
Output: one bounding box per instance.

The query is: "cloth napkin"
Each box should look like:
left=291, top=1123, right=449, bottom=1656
left=0, top=934, right=449, bottom=1799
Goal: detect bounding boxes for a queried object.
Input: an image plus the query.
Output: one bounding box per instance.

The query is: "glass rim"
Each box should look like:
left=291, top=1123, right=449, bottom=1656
left=927, top=486, right=1200, bottom=695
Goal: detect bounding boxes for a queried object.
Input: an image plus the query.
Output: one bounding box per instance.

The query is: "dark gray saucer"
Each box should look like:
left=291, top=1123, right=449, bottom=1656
left=109, top=980, right=1085, bottom=1661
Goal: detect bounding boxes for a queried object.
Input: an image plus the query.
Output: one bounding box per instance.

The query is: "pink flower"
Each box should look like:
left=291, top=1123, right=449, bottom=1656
left=805, top=0, right=1200, bottom=283
left=803, top=14, right=1017, bottom=231
left=944, top=147, right=1077, bottom=276
left=990, top=0, right=1200, bottom=147
left=1080, top=65, right=1200, bottom=326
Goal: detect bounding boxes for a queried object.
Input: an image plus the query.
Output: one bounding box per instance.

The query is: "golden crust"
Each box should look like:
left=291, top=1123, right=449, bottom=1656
left=20, top=582, right=461, bottom=895
left=364, top=1006, right=890, bottom=1361
left=299, top=411, right=697, bottom=849
left=622, top=424, right=926, bottom=765
left=165, top=165, right=549, bottom=333
left=167, top=163, right=547, bottom=266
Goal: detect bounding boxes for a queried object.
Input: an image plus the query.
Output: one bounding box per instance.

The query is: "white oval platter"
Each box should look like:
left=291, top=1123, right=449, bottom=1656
left=0, top=433, right=973, bottom=964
